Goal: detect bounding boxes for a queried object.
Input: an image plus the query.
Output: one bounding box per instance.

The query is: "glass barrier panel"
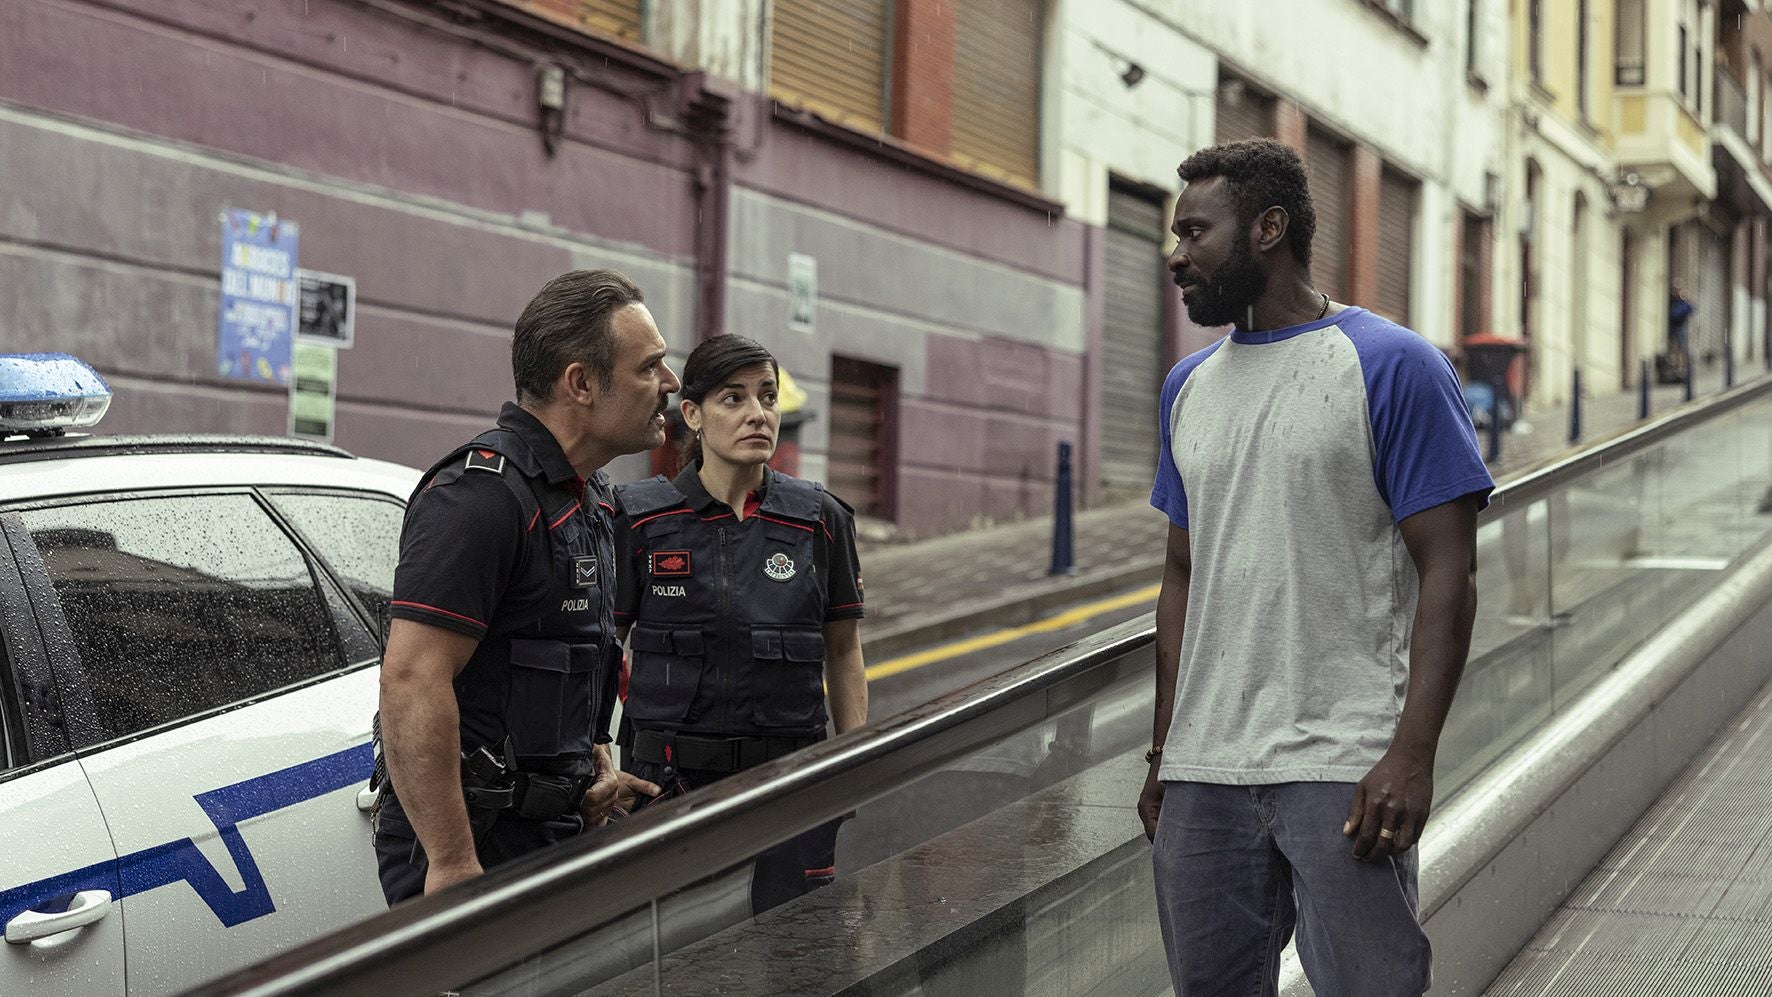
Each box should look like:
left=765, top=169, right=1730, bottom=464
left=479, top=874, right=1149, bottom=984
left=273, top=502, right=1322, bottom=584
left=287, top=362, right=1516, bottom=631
left=1438, top=497, right=1553, bottom=800
left=647, top=671, right=1163, bottom=996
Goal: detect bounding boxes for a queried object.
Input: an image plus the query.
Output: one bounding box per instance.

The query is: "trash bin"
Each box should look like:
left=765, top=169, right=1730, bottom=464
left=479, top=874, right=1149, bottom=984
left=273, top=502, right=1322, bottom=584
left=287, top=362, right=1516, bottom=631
left=1462, top=334, right=1526, bottom=430
left=768, top=366, right=812, bottom=478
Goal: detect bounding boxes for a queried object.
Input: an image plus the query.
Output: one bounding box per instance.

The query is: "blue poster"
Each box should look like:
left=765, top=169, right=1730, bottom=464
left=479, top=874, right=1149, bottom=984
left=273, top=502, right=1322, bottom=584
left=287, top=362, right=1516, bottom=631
left=217, top=208, right=300, bottom=385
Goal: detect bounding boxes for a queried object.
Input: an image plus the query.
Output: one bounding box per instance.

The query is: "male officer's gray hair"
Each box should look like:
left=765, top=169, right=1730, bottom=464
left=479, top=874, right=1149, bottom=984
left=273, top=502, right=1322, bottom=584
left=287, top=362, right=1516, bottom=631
left=511, top=269, right=645, bottom=404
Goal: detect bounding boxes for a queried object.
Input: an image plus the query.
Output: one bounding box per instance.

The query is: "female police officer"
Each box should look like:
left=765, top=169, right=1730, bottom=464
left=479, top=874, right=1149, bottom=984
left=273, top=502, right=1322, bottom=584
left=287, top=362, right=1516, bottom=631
left=613, top=334, right=867, bottom=914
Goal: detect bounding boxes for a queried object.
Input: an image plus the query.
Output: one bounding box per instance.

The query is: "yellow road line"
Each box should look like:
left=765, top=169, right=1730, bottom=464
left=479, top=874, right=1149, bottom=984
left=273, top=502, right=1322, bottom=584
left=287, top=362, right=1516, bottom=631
left=865, top=582, right=1161, bottom=682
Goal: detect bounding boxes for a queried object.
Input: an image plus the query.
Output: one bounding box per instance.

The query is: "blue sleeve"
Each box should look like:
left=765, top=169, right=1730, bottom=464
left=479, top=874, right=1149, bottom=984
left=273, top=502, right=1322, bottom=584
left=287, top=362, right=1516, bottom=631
left=1354, top=325, right=1495, bottom=522
left=1150, top=346, right=1217, bottom=529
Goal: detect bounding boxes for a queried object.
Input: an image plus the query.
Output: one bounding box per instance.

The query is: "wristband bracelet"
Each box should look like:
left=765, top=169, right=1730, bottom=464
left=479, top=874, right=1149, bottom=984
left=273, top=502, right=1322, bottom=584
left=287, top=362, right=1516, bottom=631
left=1143, top=745, right=1164, bottom=765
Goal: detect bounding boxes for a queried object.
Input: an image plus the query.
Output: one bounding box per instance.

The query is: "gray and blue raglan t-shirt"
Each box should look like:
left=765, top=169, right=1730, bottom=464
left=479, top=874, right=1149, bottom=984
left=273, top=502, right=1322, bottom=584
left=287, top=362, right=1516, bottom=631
left=1149, top=307, right=1493, bottom=785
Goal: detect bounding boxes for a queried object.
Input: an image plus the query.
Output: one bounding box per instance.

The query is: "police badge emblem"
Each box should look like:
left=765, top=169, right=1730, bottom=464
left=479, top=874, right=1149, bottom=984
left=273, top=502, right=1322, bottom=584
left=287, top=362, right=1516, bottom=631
left=763, top=552, right=796, bottom=581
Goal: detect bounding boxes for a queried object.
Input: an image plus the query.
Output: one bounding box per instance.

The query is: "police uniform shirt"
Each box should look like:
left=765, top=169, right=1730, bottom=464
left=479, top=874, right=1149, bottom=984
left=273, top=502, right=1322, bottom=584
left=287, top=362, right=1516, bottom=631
left=613, top=466, right=865, bottom=627
left=389, top=401, right=616, bottom=672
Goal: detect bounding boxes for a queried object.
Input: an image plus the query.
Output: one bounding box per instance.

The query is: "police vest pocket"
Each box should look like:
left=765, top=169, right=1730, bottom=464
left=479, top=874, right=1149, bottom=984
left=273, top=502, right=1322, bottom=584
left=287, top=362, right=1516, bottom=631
left=626, top=625, right=706, bottom=723
left=749, top=626, right=826, bottom=728
left=506, top=639, right=598, bottom=759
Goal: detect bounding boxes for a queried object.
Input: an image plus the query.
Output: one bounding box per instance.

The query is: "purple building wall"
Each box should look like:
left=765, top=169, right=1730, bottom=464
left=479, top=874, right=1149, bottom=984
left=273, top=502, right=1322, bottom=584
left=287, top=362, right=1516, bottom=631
left=2, top=0, right=1090, bottom=537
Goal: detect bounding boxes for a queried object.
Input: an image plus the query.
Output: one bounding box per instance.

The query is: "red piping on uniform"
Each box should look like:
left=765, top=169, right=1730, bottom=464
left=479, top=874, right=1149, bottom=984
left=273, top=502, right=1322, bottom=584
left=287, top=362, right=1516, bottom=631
left=391, top=601, right=487, bottom=629
left=828, top=602, right=864, bottom=611
left=527, top=507, right=542, bottom=532
left=821, top=523, right=834, bottom=542
left=701, top=512, right=734, bottom=522
left=753, top=514, right=813, bottom=533
left=803, top=866, right=836, bottom=878
left=598, top=501, right=615, bottom=514
left=631, top=508, right=694, bottom=529
left=549, top=502, right=582, bottom=530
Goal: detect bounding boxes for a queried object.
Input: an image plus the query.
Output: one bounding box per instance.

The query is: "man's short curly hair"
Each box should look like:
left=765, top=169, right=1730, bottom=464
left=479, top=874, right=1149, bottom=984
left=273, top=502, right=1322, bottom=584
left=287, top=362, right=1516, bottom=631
left=1177, top=138, right=1316, bottom=269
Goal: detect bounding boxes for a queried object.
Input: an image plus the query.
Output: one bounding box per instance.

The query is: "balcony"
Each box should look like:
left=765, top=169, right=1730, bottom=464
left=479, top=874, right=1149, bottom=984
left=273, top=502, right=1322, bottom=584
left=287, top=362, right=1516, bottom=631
left=1612, top=81, right=1717, bottom=209
left=1712, top=67, right=1772, bottom=213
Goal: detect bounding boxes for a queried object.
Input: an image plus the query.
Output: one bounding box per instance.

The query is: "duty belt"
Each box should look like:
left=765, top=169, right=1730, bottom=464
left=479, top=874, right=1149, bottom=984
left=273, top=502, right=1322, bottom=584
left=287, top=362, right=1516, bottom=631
left=631, top=729, right=820, bottom=773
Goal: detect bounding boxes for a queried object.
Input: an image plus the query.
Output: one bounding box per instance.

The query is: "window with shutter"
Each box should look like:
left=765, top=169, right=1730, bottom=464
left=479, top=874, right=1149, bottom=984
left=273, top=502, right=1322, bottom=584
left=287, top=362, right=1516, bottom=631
left=1215, top=75, right=1274, bottom=144
left=1377, top=168, right=1417, bottom=325
left=1305, top=128, right=1351, bottom=302
left=580, top=0, right=643, bottom=41
left=828, top=357, right=898, bottom=519
left=951, top=0, right=1044, bottom=187
left=770, top=0, right=890, bottom=133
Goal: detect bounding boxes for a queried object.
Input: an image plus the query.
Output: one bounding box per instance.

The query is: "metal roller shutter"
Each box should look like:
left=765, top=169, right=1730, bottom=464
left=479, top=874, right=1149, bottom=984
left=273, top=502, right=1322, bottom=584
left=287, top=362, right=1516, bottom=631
left=828, top=357, right=897, bottom=518
left=579, top=0, right=643, bottom=41
left=1215, top=75, right=1274, bottom=144
left=770, top=0, right=890, bottom=132
left=951, top=0, right=1044, bottom=187
left=1305, top=128, right=1351, bottom=302
left=1377, top=168, right=1417, bottom=325
left=1100, top=187, right=1167, bottom=494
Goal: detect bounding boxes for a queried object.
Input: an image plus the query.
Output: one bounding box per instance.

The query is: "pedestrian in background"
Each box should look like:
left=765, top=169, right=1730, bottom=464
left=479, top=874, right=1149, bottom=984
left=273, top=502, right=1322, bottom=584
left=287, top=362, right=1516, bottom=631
left=614, top=333, right=867, bottom=915
left=1669, top=286, right=1695, bottom=372
left=373, top=269, right=676, bottom=903
left=1138, top=138, right=1493, bottom=995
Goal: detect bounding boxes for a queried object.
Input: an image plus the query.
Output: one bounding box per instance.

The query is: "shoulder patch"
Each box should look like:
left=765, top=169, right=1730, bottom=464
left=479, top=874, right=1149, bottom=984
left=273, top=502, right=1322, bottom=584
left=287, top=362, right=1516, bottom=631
left=465, top=449, right=507, bottom=475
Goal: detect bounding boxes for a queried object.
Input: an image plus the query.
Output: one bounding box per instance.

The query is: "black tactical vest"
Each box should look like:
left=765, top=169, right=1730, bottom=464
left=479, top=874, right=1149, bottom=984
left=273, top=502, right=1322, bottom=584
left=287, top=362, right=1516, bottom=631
left=617, top=470, right=829, bottom=737
left=412, top=428, right=618, bottom=778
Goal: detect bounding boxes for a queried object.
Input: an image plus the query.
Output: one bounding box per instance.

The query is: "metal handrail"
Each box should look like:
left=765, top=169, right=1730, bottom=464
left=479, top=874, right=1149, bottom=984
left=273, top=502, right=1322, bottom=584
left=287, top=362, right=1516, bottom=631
left=189, top=372, right=1772, bottom=997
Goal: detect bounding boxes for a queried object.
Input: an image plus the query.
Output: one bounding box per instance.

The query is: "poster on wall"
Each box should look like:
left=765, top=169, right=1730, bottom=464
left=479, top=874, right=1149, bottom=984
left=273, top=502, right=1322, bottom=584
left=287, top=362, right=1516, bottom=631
left=288, top=341, right=337, bottom=443
left=788, top=252, right=817, bottom=334
left=298, top=269, right=356, bottom=348
left=217, top=208, right=300, bottom=385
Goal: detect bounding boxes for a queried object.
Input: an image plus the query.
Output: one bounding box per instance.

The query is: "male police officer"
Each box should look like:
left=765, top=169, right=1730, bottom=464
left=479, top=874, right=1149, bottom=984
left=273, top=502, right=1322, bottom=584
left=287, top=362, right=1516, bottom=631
left=373, top=269, right=679, bottom=902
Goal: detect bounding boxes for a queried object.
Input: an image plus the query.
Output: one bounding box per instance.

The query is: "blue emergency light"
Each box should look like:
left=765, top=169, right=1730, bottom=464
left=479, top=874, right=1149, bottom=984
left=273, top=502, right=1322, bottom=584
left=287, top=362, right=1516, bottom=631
left=0, top=353, right=113, bottom=437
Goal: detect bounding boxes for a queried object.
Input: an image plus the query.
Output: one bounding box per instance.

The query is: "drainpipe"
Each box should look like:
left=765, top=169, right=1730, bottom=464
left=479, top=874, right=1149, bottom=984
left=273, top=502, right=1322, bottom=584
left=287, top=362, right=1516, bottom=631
left=678, top=72, right=737, bottom=342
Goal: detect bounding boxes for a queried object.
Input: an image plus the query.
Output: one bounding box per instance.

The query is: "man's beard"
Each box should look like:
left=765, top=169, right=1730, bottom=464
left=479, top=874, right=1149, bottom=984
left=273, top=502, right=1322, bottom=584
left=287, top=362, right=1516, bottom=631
left=1177, top=233, right=1268, bottom=328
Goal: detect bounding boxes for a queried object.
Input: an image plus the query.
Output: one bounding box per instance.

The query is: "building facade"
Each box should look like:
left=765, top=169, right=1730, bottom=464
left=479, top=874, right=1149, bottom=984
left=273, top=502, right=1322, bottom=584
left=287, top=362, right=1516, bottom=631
left=7, top=0, right=1768, bottom=537
left=1052, top=0, right=1512, bottom=498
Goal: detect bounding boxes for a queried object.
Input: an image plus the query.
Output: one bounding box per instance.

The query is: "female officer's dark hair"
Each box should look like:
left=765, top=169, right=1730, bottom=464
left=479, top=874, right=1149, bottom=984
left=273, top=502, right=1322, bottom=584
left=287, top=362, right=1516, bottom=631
left=1176, top=138, right=1317, bottom=269
left=511, top=268, right=644, bottom=405
left=678, top=334, right=779, bottom=466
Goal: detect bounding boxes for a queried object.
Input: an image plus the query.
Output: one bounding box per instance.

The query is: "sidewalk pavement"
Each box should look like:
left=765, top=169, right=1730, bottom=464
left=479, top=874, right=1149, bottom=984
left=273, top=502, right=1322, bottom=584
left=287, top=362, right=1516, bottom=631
left=858, top=360, right=1765, bottom=661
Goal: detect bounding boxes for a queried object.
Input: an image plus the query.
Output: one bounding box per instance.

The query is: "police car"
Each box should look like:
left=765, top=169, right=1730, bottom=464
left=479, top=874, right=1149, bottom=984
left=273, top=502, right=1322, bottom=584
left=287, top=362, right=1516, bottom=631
left=0, top=354, right=419, bottom=995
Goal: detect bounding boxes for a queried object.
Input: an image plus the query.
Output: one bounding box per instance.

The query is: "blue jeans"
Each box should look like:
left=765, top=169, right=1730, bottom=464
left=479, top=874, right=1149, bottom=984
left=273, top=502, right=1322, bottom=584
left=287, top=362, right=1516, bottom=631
left=1151, top=782, right=1431, bottom=997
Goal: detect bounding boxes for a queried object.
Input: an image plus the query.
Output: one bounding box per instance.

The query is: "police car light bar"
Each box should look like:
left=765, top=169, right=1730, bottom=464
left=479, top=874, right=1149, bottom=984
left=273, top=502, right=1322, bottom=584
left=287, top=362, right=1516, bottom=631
left=0, top=353, right=113, bottom=437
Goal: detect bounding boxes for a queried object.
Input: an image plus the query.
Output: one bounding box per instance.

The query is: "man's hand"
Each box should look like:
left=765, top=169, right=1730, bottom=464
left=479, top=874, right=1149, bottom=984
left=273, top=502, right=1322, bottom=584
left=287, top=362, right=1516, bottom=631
left=1344, top=746, right=1435, bottom=860
left=580, top=745, right=661, bottom=826
left=1138, top=764, right=1166, bottom=842
left=424, top=855, right=484, bottom=895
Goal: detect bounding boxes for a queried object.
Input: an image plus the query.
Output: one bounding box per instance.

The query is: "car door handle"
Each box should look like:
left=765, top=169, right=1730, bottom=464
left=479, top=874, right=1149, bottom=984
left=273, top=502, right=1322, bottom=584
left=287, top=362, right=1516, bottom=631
left=357, top=785, right=378, bottom=812
left=5, top=890, right=112, bottom=944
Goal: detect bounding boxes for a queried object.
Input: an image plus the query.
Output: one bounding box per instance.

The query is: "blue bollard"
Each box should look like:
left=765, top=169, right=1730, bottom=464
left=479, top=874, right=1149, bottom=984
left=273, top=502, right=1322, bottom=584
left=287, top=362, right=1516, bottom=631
left=1726, top=338, right=1736, bottom=389
left=1050, top=441, right=1076, bottom=576
left=1638, top=358, right=1651, bottom=420
left=1684, top=348, right=1695, bottom=403
left=1568, top=368, right=1582, bottom=445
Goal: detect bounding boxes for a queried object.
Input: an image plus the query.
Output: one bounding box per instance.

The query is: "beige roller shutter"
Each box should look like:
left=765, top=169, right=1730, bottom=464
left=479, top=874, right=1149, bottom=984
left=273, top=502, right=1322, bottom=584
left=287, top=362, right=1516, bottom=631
left=1101, top=186, right=1167, bottom=494
left=579, top=0, right=642, bottom=41
left=1377, top=167, right=1417, bottom=325
left=1215, top=75, right=1274, bottom=144
left=1305, top=128, right=1351, bottom=302
left=951, top=0, right=1044, bottom=187
left=770, top=0, right=890, bottom=133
